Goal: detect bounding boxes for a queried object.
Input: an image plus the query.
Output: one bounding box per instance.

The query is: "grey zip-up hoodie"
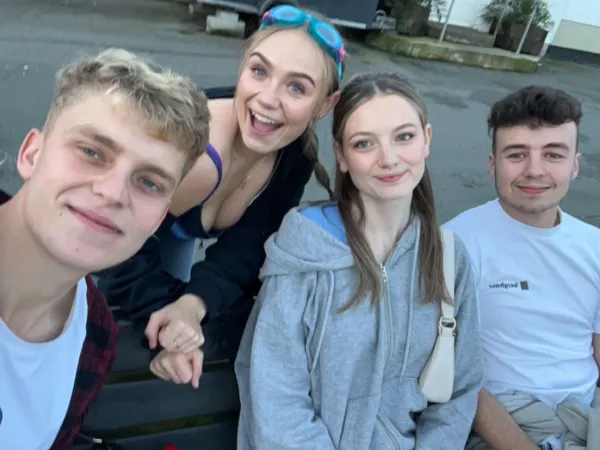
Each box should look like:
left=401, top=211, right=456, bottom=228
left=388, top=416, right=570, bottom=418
left=235, top=203, right=483, bottom=449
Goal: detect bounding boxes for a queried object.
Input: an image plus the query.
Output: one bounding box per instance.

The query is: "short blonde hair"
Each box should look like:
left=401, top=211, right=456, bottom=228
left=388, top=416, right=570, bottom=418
left=45, top=48, right=210, bottom=175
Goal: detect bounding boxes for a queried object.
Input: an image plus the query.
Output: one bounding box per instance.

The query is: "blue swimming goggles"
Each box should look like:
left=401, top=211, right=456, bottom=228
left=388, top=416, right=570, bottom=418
left=259, top=5, right=345, bottom=81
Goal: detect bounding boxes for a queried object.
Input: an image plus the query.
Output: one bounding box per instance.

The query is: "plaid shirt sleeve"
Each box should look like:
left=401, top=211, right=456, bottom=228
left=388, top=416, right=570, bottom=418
left=51, top=276, right=119, bottom=449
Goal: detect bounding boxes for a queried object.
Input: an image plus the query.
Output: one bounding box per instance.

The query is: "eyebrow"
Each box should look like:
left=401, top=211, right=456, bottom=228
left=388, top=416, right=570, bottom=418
left=500, top=142, right=570, bottom=152
left=249, top=51, right=316, bottom=87
left=347, top=123, right=418, bottom=141
left=69, top=124, right=179, bottom=185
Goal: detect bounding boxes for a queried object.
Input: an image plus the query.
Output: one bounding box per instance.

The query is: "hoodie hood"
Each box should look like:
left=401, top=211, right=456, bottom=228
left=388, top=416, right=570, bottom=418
left=260, top=203, right=421, bottom=279
left=260, top=204, right=354, bottom=278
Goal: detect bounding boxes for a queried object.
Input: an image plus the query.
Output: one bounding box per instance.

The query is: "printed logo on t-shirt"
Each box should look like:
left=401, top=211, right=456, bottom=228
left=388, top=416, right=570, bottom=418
left=488, top=280, right=529, bottom=290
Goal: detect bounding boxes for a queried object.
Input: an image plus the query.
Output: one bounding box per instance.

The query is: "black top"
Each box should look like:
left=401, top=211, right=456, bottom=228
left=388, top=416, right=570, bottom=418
left=97, top=86, right=314, bottom=322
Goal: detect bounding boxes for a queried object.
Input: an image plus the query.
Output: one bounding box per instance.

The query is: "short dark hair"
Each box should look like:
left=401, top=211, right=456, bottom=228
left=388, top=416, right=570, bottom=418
left=488, top=85, right=583, bottom=151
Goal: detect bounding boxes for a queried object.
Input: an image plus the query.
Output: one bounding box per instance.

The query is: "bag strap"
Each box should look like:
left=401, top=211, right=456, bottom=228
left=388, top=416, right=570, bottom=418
left=440, top=228, right=456, bottom=330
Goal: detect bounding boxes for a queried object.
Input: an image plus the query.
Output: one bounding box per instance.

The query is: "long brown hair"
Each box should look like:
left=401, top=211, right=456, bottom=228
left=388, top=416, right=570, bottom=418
left=332, top=72, right=450, bottom=312
left=238, top=10, right=345, bottom=197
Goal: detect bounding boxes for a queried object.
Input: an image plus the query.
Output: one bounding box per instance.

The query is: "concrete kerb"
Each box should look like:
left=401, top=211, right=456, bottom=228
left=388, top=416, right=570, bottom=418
left=365, top=31, right=539, bottom=74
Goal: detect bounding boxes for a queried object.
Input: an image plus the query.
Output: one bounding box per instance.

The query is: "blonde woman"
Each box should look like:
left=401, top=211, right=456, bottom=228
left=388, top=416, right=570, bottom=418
left=99, top=5, right=347, bottom=387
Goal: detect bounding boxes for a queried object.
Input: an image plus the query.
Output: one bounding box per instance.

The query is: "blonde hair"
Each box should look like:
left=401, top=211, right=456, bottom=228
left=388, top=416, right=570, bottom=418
left=45, top=48, right=210, bottom=175
left=238, top=12, right=345, bottom=197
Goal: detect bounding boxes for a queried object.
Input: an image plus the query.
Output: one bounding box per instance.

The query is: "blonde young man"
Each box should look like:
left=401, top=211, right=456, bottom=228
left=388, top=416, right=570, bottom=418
left=0, top=49, right=209, bottom=449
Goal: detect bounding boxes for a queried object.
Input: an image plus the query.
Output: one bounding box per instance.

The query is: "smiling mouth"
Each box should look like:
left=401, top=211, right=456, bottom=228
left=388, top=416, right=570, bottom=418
left=67, top=205, right=123, bottom=235
left=375, top=172, right=406, bottom=183
left=517, top=186, right=549, bottom=194
left=249, top=109, right=283, bottom=135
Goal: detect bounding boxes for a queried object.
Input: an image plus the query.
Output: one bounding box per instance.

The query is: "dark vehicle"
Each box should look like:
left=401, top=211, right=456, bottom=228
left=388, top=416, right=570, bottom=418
left=200, top=0, right=395, bottom=31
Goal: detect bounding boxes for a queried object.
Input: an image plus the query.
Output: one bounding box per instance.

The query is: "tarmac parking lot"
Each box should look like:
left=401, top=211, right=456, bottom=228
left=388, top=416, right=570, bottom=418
left=1, top=0, right=599, bottom=224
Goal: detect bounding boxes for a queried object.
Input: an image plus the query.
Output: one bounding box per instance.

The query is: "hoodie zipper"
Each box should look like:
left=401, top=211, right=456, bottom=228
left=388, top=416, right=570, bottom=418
left=380, top=234, right=402, bottom=371
left=380, top=264, right=393, bottom=369
left=378, top=265, right=402, bottom=449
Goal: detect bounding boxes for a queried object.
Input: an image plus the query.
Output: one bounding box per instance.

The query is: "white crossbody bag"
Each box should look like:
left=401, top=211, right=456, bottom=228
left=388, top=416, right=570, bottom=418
left=418, top=228, right=456, bottom=403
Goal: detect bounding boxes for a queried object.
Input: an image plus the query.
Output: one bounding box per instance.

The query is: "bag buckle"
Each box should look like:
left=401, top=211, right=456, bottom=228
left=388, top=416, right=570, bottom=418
left=438, top=317, right=456, bottom=336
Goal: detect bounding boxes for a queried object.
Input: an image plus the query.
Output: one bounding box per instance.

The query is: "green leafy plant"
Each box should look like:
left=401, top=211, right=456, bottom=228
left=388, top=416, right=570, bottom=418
left=384, top=0, right=448, bottom=35
left=481, top=0, right=552, bottom=30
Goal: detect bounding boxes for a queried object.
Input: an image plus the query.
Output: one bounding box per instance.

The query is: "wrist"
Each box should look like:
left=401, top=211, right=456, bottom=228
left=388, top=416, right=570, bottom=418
left=178, top=294, right=207, bottom=320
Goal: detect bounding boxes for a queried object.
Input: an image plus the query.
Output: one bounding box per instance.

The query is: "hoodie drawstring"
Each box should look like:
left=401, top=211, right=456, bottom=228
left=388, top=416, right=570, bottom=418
left=398, top=224, right=420, bottom=380
left=309, top=271, right=336, bottom=376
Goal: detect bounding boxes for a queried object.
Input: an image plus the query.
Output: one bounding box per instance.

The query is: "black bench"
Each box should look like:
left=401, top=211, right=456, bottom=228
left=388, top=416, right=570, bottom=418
left=74, top=305, right=249, bottom=450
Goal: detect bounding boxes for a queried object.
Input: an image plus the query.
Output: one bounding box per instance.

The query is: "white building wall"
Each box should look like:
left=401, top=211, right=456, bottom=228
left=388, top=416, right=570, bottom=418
left=427, top=0, right=600, bottom=55
left=431, top=0, right=580, bottom=45
left=551, top=1, right=600, bottom=53
left=430, top=0, right=490, bottom=31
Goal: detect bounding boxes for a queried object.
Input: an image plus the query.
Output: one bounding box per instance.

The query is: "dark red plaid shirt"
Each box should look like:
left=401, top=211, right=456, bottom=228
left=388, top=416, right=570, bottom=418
left=51, top=276, right=119, bottom=449
left=0, top=190, right=118, bottom=449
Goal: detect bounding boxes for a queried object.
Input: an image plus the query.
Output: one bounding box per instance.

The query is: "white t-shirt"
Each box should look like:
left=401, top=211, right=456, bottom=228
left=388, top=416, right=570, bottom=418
left=0, top=278, right=88, bottom=450
left=444, top=199, right=600, bottom=408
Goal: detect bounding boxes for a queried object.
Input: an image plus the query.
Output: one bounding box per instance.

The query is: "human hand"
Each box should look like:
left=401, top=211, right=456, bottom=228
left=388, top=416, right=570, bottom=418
left=145, top=294, right=207, bottom=354
left=149, top=348, right=203, bottom=388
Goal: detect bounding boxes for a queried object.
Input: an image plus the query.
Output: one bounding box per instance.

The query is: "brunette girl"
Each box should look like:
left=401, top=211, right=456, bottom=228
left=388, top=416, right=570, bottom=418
left=235, top=72, right=483, bottom=448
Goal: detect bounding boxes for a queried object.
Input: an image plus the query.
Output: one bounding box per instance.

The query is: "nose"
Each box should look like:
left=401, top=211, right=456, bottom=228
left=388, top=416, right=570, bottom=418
left=378, top=142, right=399, bottom=168
left=256, top=81, right=280, bottom=110
left=523, top=152, right=545, bottom=178
left=91, top=167, right=130, bottom=207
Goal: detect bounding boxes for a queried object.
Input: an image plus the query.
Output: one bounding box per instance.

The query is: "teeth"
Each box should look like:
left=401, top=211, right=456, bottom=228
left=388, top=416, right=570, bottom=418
left=251, top=110, right=281, bottom=125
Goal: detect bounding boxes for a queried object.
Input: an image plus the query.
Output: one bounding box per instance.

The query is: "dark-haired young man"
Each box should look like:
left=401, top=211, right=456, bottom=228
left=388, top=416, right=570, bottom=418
left=445, top=85, right=600, bottom=450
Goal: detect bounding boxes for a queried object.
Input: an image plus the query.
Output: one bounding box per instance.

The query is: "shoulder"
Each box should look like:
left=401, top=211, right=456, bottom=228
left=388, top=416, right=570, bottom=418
left=442, top=230, right=479, bottom=312
left=443, top=201, right=498, bottom=260
left=298, top=202, right=346, bottom=244
left=56, top=277, right=118, bottom=447
left=266, top=137, right=313, bottom=198
left=443, top=200, right=496, bottom=235
left=84, top=276, right=119, bottom=356
left=445, top=230, right=473, bottom=275
left=559, top=213, right=600, bottom=267
left=274, top=202, right=342, bottom=242
left=277, top=134, right=310, bottom=173
left=298, top=202, right=339, bottom=224
left=561, top=211, right=600, bottom=239
left=207, top=98, right=237, bottom=154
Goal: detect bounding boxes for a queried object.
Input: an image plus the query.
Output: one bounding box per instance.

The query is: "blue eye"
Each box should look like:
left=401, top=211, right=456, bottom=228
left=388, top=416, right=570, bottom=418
left=290, top=84, right=305, bottom=95
left=396, top=133, right=414, bottom=142
left=252, top=67, right=266, bottom=77
left=81, top=147, right=100, bottom=158
left=141, top=178, right=159, bottom=191
left=353, top=140, right=371, bottom=149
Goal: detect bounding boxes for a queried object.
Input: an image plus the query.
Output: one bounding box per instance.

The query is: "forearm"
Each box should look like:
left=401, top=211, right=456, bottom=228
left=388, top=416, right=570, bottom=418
left=184, top=262, right=247, bottom=318
left=472, top=388, right=539, bottom=450
left=592, top=333, right=600, bottom=375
